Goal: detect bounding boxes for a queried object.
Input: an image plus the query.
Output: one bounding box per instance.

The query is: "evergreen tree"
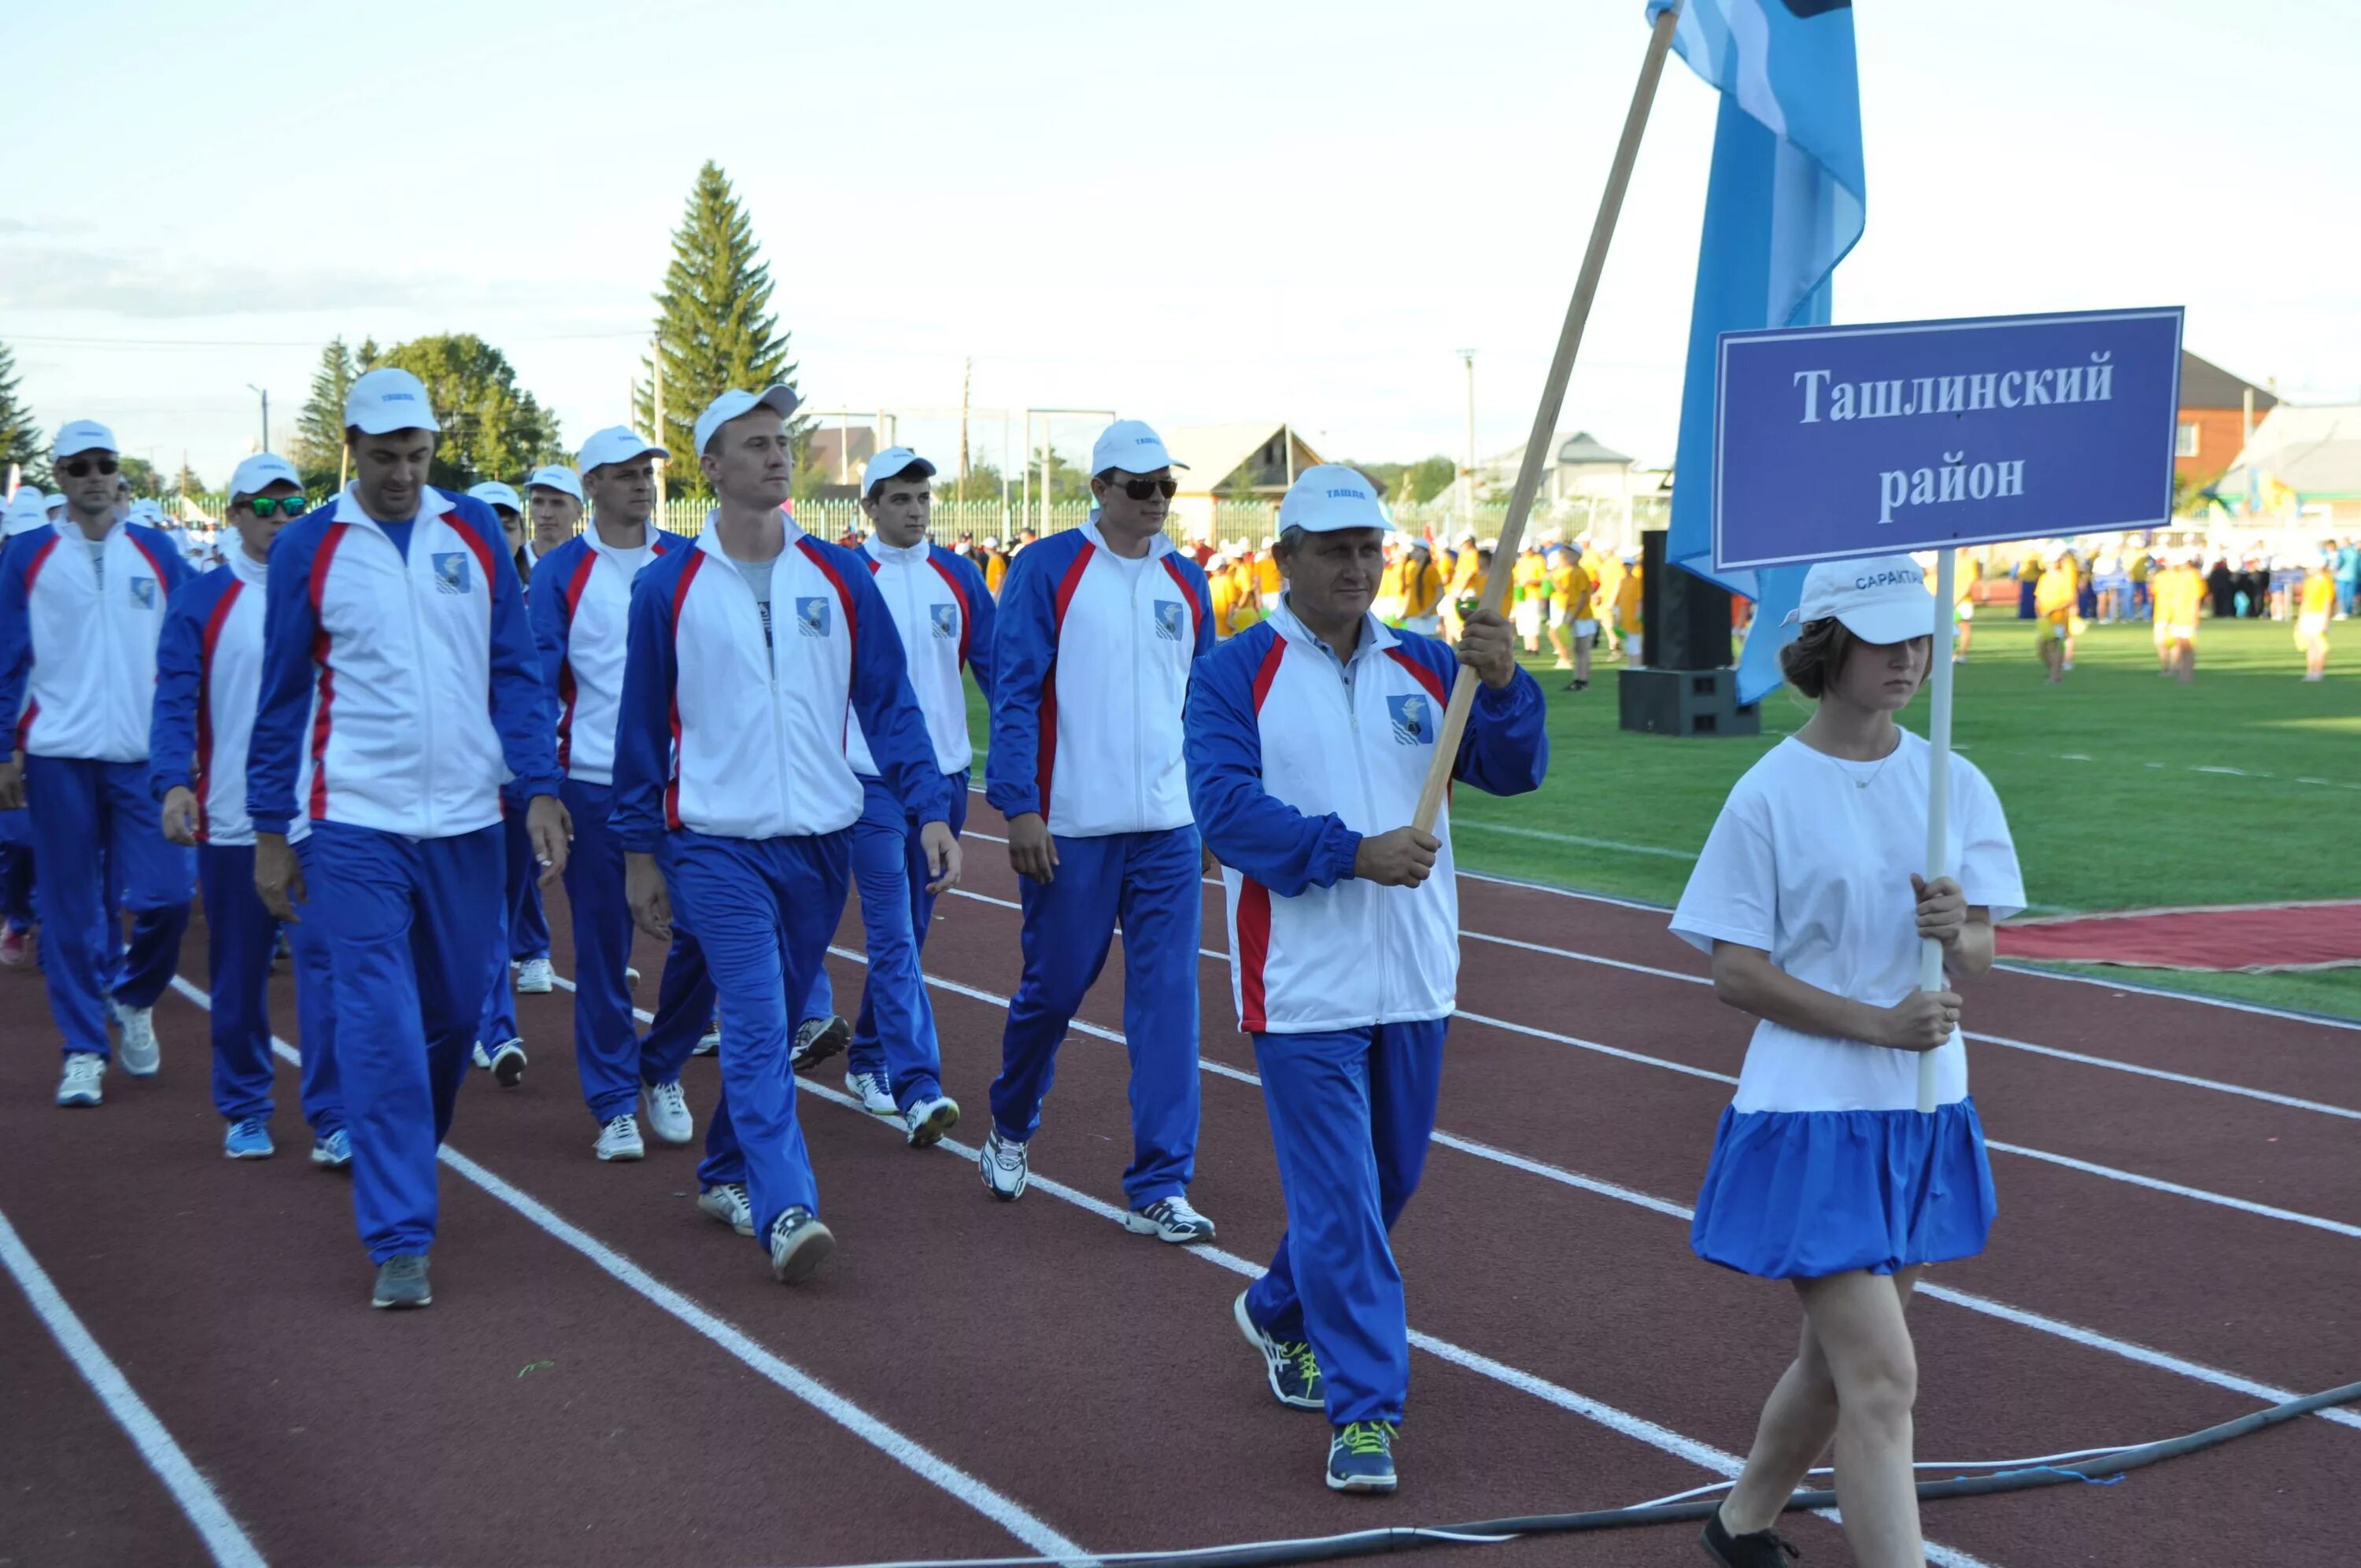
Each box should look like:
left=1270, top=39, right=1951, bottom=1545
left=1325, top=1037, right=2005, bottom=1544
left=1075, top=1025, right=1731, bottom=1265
left=374, top=334, right=564, bottom=492
left=290, top=337, right=360, bottom=489
left=0, top=340, right=46, bottom=489
left=634, top=162, right=804, bottom=496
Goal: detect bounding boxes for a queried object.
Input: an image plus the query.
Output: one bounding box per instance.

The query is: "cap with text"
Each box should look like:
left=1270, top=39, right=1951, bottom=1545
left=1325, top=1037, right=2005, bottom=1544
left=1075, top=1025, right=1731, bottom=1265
left=577, top=426, right=669, bottom=475
left=344, top=368, right=441, bottom=436
left=862, top=446, right=937, bottom=497
left=1277, top=464, right=1387, bottom=535
left=526, top=466, right=583, bottom=503
left=1089, top=419, right=1187, bottom=478
left=229, top=453, right=304, bottom=504
left=54, top=420, right=119, bottom=459
left=467, top=481, right=523, bottom=513
left=1790, top=554, right=1941, bottom=645
left=693, top=386, right=802, bottom=457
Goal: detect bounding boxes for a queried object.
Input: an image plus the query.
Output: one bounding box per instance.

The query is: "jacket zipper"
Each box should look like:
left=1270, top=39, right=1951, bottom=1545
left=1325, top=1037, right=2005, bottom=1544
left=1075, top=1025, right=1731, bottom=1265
left=1339, top=641, right=1393, bottom=1020
left=1129, top=556, right=1147, bottom=825
left=398, top=527, right=438, bottom=837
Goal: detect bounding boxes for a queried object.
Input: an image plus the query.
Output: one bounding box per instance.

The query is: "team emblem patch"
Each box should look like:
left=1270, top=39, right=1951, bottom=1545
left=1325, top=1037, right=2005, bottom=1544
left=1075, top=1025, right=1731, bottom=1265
left=929, top=602, right=959, bottom=640
left=432, top=552, right=471, bottom=594
left=796, top=596, right=831, bottom=636
left=1153, top=600, right=1185, bottom=641
left=129, top=577, right=156, bottom=609
left=1387, top=692, right=1432, bottom=746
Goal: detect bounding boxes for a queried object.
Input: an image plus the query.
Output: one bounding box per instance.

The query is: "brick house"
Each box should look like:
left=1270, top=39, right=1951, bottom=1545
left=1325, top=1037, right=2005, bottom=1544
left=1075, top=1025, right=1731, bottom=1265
left=2175, top=351, right=2275, bottom=490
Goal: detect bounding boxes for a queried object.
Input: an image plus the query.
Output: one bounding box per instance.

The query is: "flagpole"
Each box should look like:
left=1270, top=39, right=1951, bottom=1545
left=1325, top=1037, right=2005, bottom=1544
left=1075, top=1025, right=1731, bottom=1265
left=1917, top=547, right=1959, bottom=1114
left=1411, top=2, right=1683, bottom=833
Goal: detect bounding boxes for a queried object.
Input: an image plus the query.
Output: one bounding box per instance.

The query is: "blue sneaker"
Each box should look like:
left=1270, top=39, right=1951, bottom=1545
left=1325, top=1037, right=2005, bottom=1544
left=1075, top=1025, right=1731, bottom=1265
left=224, top=1118, right=275, bottom=1160
left=1325, top=1422, right=1398, bottom=1493
left=310, top=1128, right=353, bottom=1170
left=1234, top=1291, right=1325, bottom=1410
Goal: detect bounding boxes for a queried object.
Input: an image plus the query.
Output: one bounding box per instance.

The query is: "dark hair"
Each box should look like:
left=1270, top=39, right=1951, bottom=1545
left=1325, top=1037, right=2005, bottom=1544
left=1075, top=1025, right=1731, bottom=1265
left=864, top=460, right=933, bottom=501
left=1092, top=467, right=1118, bottom=486
left=1779, top=617, right=1857, bottom=699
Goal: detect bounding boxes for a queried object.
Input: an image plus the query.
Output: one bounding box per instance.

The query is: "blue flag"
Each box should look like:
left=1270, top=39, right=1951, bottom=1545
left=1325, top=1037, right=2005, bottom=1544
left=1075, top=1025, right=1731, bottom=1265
left=1651, top=0, right=1865, bottom=702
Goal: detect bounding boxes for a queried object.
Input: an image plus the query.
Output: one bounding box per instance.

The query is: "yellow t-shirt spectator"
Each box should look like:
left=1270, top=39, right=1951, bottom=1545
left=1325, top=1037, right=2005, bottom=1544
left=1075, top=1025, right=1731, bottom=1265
left=1401, top=555, right=1444, bottom=618
left=2300, top=570, right=2334, bottom=618
left=2035, top=564, right=2077, bottom=623
left=1513, top=552, right=1547, bottom=605
left=1615, top=565, right=1643, bottom=629
left=984, top=551, right=1007, bottom=596
left=1449, top=546, right=1483, bottom=596
left=1212, top=569, right=1244, bottom=638
left=1256, top=555, right=1283, bottom=600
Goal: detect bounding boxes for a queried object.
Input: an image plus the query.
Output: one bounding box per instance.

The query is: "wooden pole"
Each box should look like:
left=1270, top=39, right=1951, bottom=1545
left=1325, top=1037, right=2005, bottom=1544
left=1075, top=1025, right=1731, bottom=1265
left=1916, top=547, right=1959, bottom=1113
left=1411, top=2, right=1682, bottom=833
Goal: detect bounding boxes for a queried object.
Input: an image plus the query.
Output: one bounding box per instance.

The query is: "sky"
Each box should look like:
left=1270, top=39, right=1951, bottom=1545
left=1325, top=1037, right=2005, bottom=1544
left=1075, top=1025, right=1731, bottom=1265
left=4, top=0, right=2357, bottom=489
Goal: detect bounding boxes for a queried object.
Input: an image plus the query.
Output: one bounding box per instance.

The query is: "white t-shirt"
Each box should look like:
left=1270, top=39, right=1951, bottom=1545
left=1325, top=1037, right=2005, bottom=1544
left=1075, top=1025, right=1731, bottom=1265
left=1671, top=731, right=2025, bottom=1114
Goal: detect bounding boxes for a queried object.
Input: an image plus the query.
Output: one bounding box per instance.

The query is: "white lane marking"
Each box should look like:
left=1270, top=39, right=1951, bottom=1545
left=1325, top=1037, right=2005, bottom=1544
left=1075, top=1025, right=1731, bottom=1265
left=0, top=1205, right=270, bottom=1568
left=1450, top=819, right=1698, bottom=858
left=935, top=889, right=2361, bottom=1223
left=785, top=952, right=2361, bottom=1431
left=1987, top=961, right=2361, bottom=1034
left=165, top=977, right=1094, bottom=1566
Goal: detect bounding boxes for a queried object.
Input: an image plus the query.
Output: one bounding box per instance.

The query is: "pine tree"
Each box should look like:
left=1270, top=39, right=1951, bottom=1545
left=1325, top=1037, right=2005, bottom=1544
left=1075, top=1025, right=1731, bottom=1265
left=0, top=340, right=46, bottom=489
left=634, top=162, right=804, bottom=496
left=290, top=337, right=360, bottom=491
left=374, top=334, right=564, bottom=491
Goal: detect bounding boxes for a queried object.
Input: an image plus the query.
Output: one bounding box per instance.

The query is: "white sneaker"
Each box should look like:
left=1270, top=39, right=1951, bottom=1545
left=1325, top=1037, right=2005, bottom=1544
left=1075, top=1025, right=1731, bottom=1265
left=979, top=1127, right=1029, bottom=1201
left=693, top=1026, right=720, bottom=1057
left=595, top=1113, right=645, bottom=1162
left=488, top=1039, right=527, bottom=1089
left=844, top=1067, right=896, bottom=1116
left=641, top=1080, right=693, bottom=1145
left=57, top=1052, right=104, bottom=1107
left=1123, top=1194, right=1217, bottom=1244
left=472, top=1042, right=493, bottom=1069
left=112, top=1001, right=160, bottom=1078
left=515, top=957, right=555, bottom=994
left=625, top=965, right=641, bottom=987
left=904, top=1094, right=960, bottom=1149
left=767, top=1206, right=834, bottom=1284
left=697, top=1182, right=752, bottom=1236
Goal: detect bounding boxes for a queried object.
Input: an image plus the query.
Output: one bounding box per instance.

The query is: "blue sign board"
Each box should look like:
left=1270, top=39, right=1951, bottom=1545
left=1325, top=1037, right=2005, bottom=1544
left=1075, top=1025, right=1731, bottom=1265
left=1711, top=306, right=2183, bottom=572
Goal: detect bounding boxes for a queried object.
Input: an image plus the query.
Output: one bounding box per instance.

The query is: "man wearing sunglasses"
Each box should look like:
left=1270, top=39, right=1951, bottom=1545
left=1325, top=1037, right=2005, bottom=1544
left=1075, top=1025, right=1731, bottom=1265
left=527, top=427, right=715, bottom=1163
left=981, top=419, right=1217, bottom=1243
left=152, top=454, right=346, bottom=1165
left=0, top=420, right=197, bottom=1108
left=247, top=368, right=569, bottom=1311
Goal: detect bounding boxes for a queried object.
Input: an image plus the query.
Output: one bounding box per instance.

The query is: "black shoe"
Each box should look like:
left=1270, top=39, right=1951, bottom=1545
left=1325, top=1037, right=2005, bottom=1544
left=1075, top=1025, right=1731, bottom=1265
left=1699, top=1511, right=1801, bottom=1566
left=371, top=1253, right=432, bottom=1310
left=789, top=1015, right=851, bottom=1073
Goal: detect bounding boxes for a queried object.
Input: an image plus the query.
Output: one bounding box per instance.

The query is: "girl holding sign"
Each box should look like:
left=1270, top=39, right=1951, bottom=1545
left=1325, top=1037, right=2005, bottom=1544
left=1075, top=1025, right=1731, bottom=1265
left=1672, top=556, right=2025, bottom=1568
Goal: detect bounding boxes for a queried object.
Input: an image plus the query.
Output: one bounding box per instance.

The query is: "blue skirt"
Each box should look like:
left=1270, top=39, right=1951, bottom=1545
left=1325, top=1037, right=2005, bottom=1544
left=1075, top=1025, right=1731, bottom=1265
left=1690, top=1098, right=1997, bottom=1280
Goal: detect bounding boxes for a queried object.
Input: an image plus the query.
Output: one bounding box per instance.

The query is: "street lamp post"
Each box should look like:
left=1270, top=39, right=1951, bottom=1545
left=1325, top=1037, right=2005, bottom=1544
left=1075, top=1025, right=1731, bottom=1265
left=246, top=385, right=271, bottom=453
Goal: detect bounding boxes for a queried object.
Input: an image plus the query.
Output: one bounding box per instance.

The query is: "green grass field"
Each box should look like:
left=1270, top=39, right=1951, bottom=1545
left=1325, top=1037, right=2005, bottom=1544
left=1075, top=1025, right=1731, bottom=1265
left=966, top=615, right=2361, bottom=1020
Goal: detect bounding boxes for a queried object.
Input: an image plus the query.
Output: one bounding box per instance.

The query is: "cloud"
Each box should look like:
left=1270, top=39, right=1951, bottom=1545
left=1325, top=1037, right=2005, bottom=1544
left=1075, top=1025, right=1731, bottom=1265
left=0, top=235, right=449, bottom=318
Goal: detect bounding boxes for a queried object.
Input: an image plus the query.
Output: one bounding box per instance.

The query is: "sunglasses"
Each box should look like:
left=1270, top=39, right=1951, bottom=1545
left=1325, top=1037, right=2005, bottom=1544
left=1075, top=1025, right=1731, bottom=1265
left=239, top=495, right=309, bottom=518
left=62, top=456, right=120, bottom=479
left=1108, top=477, right=1177, bottom=501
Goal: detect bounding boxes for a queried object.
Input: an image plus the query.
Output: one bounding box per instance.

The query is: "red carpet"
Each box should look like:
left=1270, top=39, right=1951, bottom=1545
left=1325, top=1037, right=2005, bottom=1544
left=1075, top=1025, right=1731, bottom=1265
left=1997, top=900, right=2361, bottom=972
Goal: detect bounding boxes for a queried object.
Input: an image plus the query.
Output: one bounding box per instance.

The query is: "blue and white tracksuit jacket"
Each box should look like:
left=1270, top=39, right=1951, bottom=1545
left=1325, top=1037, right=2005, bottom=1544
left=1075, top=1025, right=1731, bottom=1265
left=0, top=518, right=196, bottom=1059
left=807, top=537, right=998, bottom=1109
left=149, top=548, right=340, bottom=1134
left=248, top=485, right=561, bottom=1263
left=982, top=520, right=1214, bottom=1206
left=611, top=517, right=950, bottom=1246
left=527, top=526, right=711, bottom=1123
left=1185, top=596, right=1547, bottom=1424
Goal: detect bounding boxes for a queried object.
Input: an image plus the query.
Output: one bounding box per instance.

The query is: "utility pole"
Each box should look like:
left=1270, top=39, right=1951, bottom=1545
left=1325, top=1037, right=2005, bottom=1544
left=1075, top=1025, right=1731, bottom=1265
left=246, top=385, right=271, bottom=452
left=652, top=342, right=667, bottom=512
left=958, top=357, right=972, bottom=504
left=1459, top=350, right=1476, bottom=539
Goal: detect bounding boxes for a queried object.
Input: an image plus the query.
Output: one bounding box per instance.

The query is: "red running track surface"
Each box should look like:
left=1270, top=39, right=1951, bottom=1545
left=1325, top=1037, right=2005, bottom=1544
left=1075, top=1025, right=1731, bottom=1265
left=0, top=806, right=2352, bottom=1567
left=1995, top=899, right=2361, bottom=972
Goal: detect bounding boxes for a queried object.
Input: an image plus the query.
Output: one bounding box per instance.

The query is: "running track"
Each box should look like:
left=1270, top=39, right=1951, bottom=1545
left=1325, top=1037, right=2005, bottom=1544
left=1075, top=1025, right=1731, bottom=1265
left=2, top=799, right=2352, bottom=1566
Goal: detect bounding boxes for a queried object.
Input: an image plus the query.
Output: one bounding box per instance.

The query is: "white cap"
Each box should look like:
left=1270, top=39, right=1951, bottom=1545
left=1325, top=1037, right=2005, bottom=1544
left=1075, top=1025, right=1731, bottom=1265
left=3, top=489, right=48, bottom=531
left=577, top=426, right=668, bottom=475
left=526, top=465, right=583, bottom=503
left=693, top=386, right=801, bottom=456
left=54, top=419, right=119, bottom=459
left=1277, top=465, right=1386, bottom=535
left=228, top=453, right=303, bottom=504
left=467, top=481, right=523, bottom=513
left=1088, top=419, right=1186, bottom=477
left=127, top=499, right=164, bottom=524
left=862, top=446, right=937, bottom=496
left=1790, top=554, right=1940, bottom=644
left=343, top=367, right=441, bottom=436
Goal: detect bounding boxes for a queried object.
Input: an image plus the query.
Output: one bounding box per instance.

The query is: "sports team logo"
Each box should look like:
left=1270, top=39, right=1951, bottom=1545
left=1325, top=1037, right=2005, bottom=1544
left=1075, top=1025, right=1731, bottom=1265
left=432, top=552, right=471, bottom=594
left=1153, top=600, right=1185, bottom=641
left=1387, top=692, right=1432, bottom=746
left=796, top=596, right=831, bottom=636
left=129, top=577, right=156, bottom=609
left=929, top=602, right=959, bottom=640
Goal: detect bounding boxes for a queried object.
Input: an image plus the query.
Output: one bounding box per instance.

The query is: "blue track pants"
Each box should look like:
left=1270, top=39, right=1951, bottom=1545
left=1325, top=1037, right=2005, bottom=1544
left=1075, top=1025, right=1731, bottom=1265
left=1242, top=1020, right=1447, bottom=1426
left=666, top=829, right=851, bottom=1248
left=24, top=755, right=192, bottom=1058
left=988, top=825, right=1202, bottom=1207
left=299, top=820, right=501, bottom=1263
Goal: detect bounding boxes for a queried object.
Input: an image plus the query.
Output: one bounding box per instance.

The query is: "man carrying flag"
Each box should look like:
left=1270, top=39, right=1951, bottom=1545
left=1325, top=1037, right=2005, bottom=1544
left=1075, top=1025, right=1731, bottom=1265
left=151, top=454, right=346, bottom=1165
left=1186, top=467, right=1546, bottom=1492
